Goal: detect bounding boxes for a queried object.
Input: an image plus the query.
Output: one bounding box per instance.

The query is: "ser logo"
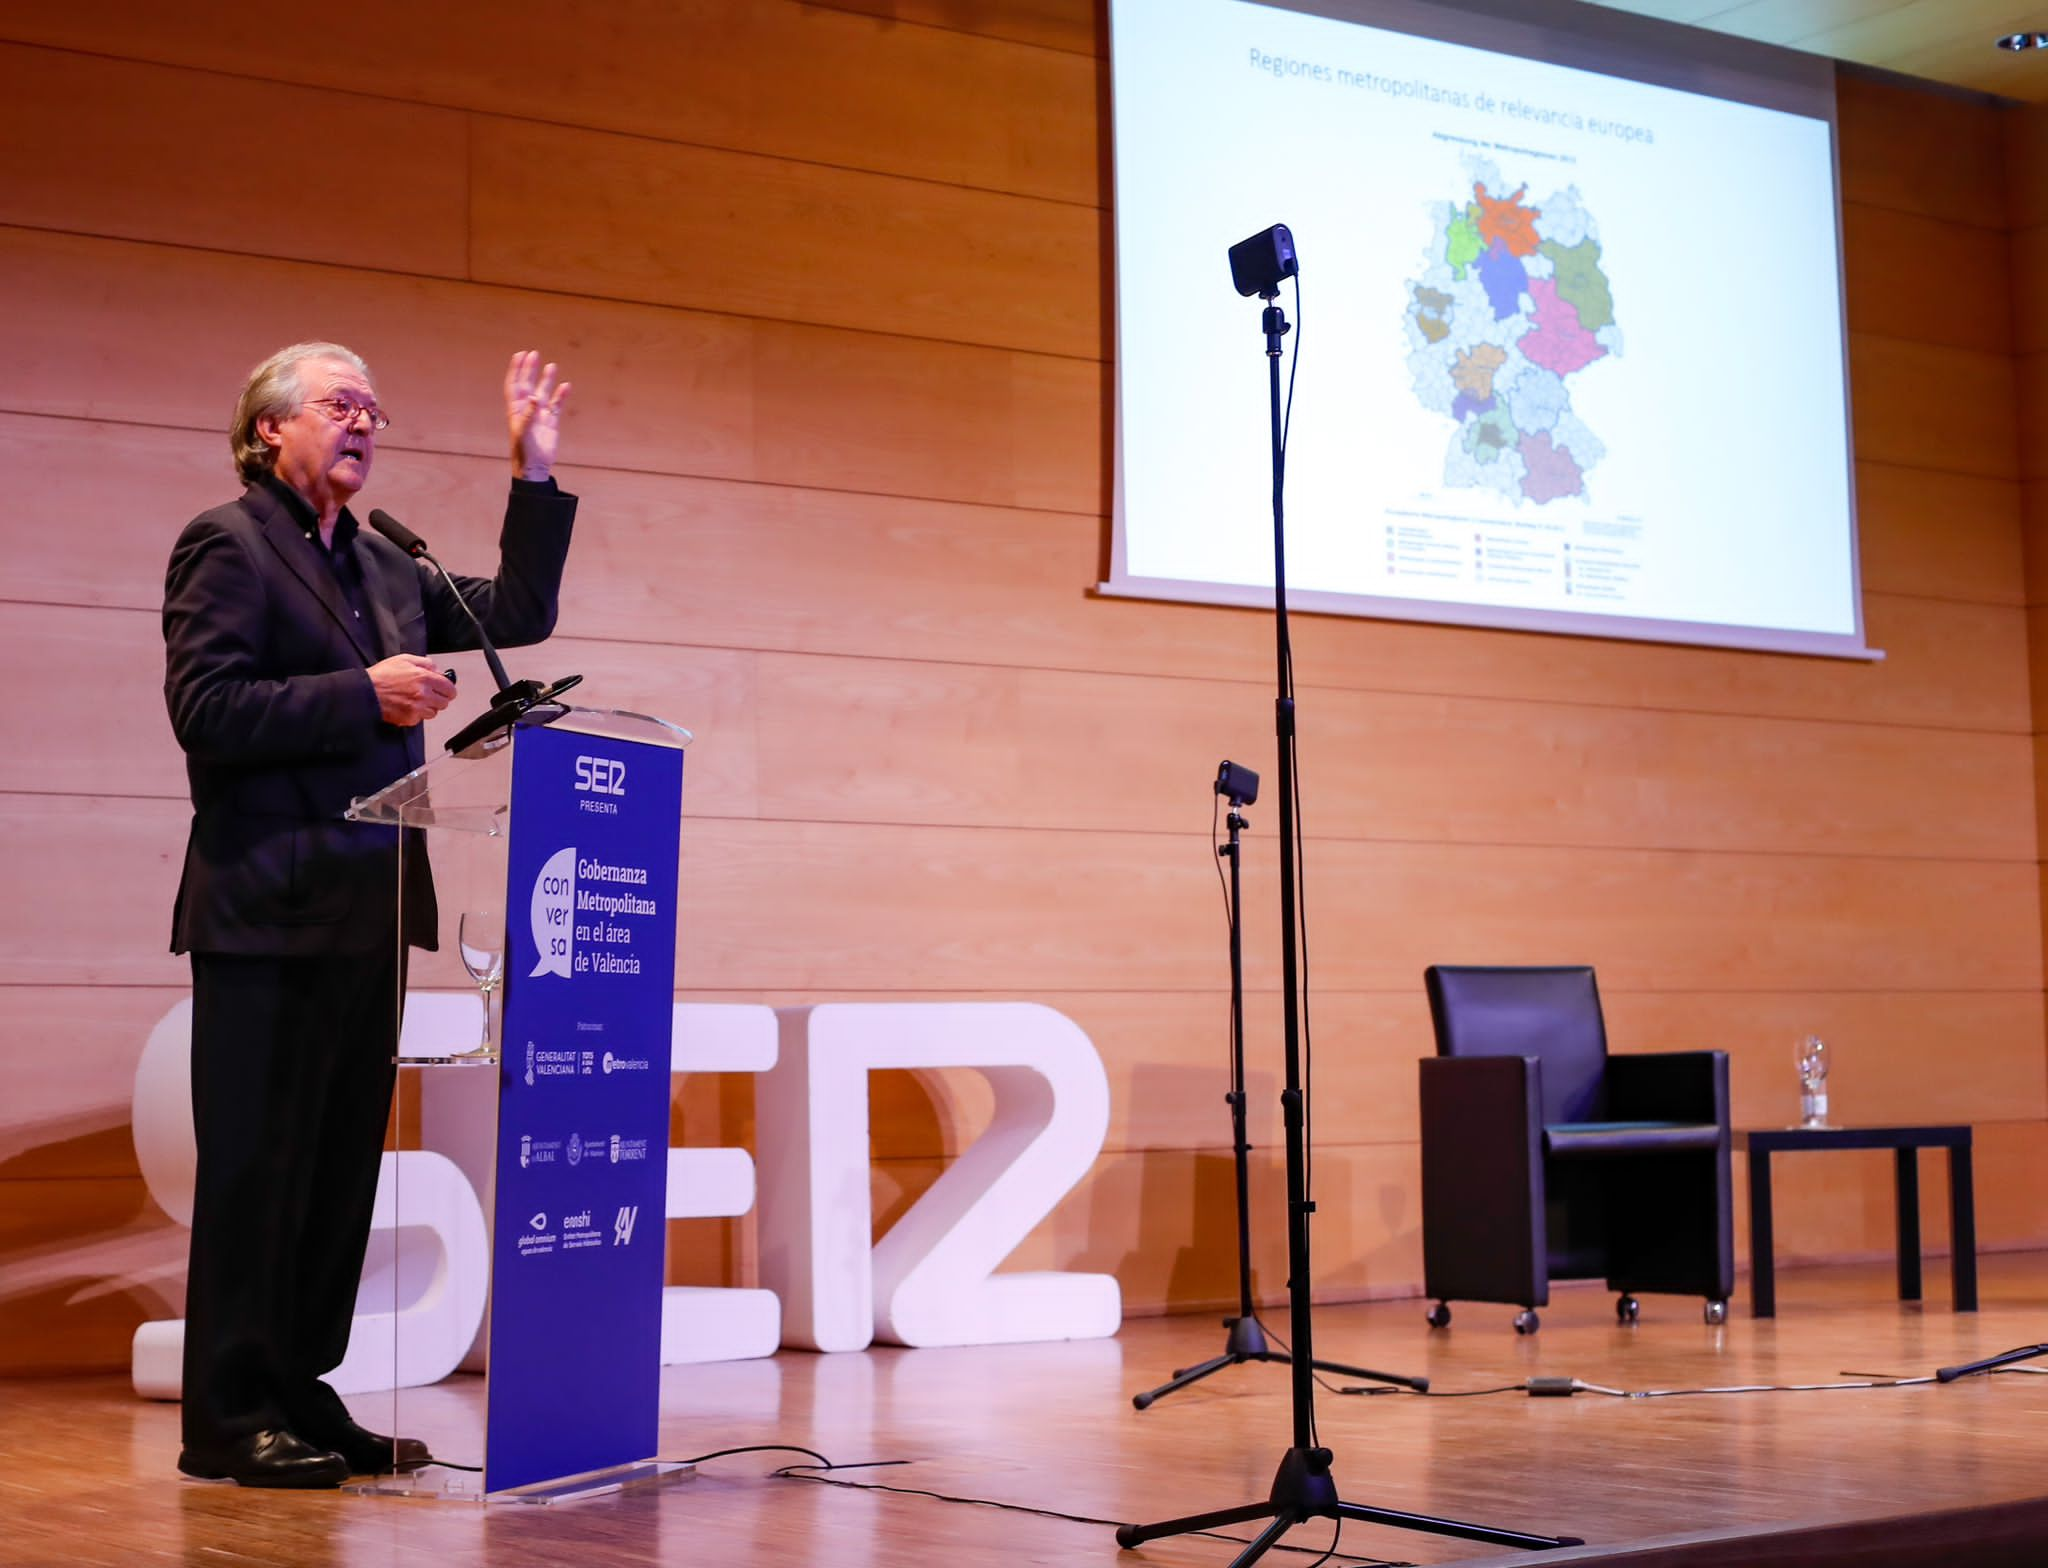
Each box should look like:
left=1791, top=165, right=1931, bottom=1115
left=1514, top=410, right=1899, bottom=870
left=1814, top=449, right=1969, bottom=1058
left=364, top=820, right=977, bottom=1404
left=574, top=755, right=627, bottom=796
left=613, top=1206, right=638, bottom=1247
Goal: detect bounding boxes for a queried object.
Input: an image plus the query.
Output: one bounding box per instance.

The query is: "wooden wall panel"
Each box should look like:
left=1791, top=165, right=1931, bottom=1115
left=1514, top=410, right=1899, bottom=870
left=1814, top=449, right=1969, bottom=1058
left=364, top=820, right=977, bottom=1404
left=750, top=650, right=2037, bottom=856
left=12, top=798, right=2031, bottom=994
left=2017, top=225, right=2048, bottom=359
left=2026, top=488, right=2048, bottom=613
left=1282, top=592, right=2029, bottom=733
left=750, top=323, right=1102, bottom=516
left=1606, top=990, right=2048, bottom=1129
left=1849, top=332, right=2020, bottom=481
left=0, top=988, right=184, bottom=1179
left=0, top=45, right=468, bottom=276
left=6, top=796, right=2037, bottom=994
left=888, top=1119, right=2048, bottom=1316
left=1843, top=200, right=2014, bottom=354
left=2009, top=97, right=2048, bottom=231
left=0, top=1177, right=182, bottom=1376
left=868, top=1142, right=1428, bottom=1312
left=0, top=3, right=1103, bottom=204
left=1998, top=227, right=2048, bottom=362
left=0, top=229, right=1100, bottom=515
left=6, top=413, right=2028, bottom=735
left=2015, top=104, right=2048, bottom=1224
left=26, top=981, right=2040, bottom=1176
left=0, top=608, right=762, bottom=815
left=1854, top=461, right=2022, bottom=605
left=468, top=117, right=1103, bottom=357
left=820, top=0, right=1100, bottom=56
left=497, top=468, right=2027, bottom=728
left=722, top=985, right=2048, bottom=1158
left=2019, top=350, right=2048, bottom=485
left=1837, top=70, right=2010, bottom=227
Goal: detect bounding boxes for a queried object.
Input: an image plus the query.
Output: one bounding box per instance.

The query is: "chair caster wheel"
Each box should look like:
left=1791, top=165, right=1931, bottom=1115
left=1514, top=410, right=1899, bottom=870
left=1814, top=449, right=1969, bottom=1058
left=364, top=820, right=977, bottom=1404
left=1704, top=1298, right=1728, bottom=1326
left=1616, top=1293, right=1640, bottom=1323
left=1426, top=1302, right=1451, bottom=1329
left=1513, top=1309, right=1540, bottom=1336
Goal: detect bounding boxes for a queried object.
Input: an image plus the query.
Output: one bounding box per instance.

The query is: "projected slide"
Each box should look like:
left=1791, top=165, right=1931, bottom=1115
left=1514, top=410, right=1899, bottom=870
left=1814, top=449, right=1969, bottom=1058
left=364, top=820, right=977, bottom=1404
left=1106, top=0, right=1870, bottom=657
left=1408, top=164, right=1616, bottom=509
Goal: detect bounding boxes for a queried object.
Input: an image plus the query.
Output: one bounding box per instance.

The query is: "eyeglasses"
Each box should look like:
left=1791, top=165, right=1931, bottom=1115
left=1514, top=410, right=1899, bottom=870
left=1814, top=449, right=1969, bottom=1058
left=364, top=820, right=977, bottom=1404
left=303, top=397, right=392, bottom=432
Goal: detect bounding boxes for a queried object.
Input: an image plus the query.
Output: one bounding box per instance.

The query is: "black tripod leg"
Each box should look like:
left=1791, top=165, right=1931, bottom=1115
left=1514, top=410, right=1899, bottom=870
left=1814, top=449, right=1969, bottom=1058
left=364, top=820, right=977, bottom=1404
left=1304, top=1355, right=1428, bottom=1392
left=1132, top=1354, right=1237, bottom=1410
left=1221, top=1510, right=1301, bottom=1568
left=1116, top=1500, right=1279, bottom=1549
left=1335, top=1500, right=1583, bottom=1550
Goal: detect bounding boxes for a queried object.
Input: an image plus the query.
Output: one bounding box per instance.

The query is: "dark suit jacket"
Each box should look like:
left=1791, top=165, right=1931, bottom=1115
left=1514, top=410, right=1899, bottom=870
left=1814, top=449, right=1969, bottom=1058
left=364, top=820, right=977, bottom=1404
left=163, top=474, right=576, bottom=956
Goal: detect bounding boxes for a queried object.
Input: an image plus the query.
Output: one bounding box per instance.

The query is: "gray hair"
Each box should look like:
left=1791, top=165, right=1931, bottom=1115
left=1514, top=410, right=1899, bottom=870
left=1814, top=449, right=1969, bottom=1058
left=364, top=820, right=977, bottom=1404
left=229, top=341, right=375, bottom=483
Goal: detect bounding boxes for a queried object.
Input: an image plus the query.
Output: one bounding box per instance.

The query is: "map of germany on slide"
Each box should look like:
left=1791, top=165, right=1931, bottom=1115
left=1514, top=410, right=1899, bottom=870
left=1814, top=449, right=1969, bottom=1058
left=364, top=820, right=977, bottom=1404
left=1404, top=156, right=1621, bottom=506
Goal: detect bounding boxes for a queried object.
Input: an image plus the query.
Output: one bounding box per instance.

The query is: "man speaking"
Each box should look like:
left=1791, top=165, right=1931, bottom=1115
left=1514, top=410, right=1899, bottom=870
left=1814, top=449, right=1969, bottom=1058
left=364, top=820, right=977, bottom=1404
left=162, top=344, right=576, bottom=1487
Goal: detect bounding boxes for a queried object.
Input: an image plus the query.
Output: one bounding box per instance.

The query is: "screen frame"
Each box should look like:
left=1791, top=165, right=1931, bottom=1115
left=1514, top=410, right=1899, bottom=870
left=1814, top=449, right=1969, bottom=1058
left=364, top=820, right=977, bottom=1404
left=1100, top=0, right=1880, bottom=662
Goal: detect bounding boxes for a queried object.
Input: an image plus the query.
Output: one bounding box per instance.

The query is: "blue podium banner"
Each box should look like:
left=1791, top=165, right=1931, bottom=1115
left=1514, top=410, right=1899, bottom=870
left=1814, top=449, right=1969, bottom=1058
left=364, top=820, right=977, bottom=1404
left=486, top=719, right=684, bottom=1493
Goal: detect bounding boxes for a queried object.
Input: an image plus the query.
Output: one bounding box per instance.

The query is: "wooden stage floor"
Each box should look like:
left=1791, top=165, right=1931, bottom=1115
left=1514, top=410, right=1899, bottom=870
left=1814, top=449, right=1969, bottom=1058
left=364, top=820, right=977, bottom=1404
left=7, top=1255, right=2048, bottom=1567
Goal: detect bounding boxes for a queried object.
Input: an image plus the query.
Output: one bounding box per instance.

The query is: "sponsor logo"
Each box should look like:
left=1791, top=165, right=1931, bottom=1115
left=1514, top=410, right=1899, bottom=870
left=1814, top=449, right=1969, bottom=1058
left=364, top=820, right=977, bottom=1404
left=608, top=1135, right=650, bottom=1164
left=517, top=1216, right=557, bottom=1258
left=575, top=755, right=627, bottom=796
left=524, top=1040, right=535, bottom=1087
left=614, top=1206, right=638, bottom=1246
left=529, top=846, right=576, bottom=979
left=567, top=1132, right=583, bottom=1166
left=603, top=1051, right=651, bottom=1075
left=520, top=1134, right=531, bottom=1169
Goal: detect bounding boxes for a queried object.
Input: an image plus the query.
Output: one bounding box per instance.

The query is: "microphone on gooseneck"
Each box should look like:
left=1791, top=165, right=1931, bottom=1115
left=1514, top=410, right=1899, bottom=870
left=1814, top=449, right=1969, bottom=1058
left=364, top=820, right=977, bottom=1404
left=365, top=507, right=583, bottom=756
left=367, top=508, right=514, bottom=694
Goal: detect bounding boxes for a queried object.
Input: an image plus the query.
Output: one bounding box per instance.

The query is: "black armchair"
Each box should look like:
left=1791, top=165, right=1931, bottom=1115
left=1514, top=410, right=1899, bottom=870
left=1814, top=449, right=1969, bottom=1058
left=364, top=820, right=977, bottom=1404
left=1419, top=965, right=1733, bottom=1333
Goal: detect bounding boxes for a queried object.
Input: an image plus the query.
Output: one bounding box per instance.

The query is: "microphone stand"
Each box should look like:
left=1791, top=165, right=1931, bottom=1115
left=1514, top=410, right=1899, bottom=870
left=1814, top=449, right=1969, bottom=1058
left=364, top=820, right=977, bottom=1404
left=428, top=554, right=582, bottom=756
left=1131, top=786, right=1423, bottom=1411
left=369, top=510, right=582, bottom=755
left=1115, top=271, right=1578, bottom=1564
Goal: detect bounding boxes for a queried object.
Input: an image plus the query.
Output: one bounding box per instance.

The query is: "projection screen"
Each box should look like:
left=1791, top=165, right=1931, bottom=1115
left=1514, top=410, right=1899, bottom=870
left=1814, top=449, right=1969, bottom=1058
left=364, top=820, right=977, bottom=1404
left=1103, top=0, right=1877, bottom=660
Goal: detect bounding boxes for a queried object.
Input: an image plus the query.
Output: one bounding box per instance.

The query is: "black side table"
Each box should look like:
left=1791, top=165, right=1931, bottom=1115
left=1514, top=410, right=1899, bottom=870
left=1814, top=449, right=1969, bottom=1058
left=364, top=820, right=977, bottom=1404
left=1734, top=1124, right=1976, bottom=1318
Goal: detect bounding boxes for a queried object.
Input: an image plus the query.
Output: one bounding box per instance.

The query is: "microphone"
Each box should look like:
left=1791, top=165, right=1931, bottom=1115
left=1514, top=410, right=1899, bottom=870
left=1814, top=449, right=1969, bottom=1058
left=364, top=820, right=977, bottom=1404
left=366, top=506, right=428, bottom=559
left=367, top=507, right=582, bottom=755
left=368, top=508, right=513, bottom=693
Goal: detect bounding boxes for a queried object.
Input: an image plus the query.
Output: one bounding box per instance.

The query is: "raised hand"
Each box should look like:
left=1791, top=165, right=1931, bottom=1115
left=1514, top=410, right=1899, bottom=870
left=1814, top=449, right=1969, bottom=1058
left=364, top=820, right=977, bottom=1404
left=505, top=349, right=572, bottom=481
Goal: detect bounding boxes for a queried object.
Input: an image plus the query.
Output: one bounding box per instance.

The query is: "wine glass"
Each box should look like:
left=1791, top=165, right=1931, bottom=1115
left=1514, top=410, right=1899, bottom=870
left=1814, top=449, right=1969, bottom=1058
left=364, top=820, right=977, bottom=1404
left=1794, top=1034, right=1829, bottom=1127
left=457, top=910, right=506, bottom=1063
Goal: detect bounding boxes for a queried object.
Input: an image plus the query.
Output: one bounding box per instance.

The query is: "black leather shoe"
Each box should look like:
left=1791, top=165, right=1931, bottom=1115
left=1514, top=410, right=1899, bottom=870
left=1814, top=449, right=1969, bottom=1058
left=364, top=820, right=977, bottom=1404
left=178, top=1429, right=349, bottom=1489
left=301, top=1418, right=432, bottom=1475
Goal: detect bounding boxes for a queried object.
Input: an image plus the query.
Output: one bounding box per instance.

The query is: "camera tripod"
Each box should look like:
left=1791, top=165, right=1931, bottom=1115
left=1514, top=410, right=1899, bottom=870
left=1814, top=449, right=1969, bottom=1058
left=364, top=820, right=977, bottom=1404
left=1130, top=777, right=1424, bottom=1411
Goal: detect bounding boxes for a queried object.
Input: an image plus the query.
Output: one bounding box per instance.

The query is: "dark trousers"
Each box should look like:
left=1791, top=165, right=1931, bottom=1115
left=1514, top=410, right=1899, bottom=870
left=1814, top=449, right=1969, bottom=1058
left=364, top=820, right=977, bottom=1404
left=182, top=944, right=400, bottom=1448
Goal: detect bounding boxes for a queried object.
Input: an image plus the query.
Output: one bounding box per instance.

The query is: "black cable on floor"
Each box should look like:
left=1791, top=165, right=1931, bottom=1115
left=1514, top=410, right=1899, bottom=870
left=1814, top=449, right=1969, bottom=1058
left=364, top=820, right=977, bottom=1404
left=1337, top=1373, right=1939, bottom=1399
left=773, top=1462, right=1406, bottom=1565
